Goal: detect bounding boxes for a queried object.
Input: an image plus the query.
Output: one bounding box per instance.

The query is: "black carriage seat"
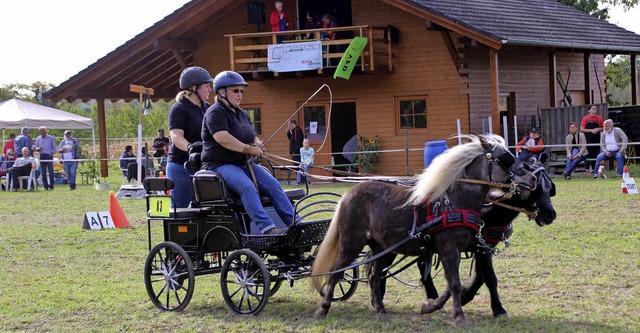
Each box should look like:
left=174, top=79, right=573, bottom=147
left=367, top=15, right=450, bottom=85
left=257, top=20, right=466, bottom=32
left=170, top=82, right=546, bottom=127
left=142, top=177, right=210, bottom=219
left=192, top=170, right=305, bottom=208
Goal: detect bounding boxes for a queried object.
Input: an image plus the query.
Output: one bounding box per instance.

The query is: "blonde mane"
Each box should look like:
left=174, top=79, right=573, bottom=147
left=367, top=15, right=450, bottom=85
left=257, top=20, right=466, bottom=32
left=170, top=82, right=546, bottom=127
left=407, top=134, right=506, bottom=205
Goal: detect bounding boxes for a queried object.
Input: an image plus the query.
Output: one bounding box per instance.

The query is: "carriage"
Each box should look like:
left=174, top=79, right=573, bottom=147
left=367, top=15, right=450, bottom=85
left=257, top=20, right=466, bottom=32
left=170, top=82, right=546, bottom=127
left=142, top=165, right=359, bottom=314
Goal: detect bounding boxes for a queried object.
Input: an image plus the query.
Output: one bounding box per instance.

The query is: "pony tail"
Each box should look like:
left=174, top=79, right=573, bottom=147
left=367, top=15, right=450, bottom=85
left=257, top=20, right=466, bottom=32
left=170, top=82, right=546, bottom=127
left=311, top=200, right=343, bottom=291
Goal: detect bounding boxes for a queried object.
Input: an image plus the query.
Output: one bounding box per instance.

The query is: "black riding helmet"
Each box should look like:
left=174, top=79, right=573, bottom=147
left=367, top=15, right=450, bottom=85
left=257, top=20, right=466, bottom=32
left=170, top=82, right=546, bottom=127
left=179, top=66, right=214, bottom=90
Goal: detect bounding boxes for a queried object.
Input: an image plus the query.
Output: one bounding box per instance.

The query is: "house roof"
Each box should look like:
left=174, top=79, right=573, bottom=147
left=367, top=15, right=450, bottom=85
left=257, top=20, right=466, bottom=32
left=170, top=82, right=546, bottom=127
left=402, top=0, right=640, bottom=53
left=44, top=0, right=640, bottom=102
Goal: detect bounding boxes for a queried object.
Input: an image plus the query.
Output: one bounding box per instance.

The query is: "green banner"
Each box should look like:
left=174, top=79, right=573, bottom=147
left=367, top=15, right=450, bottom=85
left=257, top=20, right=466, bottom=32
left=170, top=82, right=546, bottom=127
left=333, top=36, right=369, bottom=80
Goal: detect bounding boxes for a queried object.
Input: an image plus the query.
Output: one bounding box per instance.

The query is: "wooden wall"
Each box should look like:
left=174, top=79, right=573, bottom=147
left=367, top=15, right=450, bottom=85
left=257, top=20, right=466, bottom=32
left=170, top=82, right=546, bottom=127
left=189, top=0, right=469, bottom=176
left=465, top=44, right=605, bottom=140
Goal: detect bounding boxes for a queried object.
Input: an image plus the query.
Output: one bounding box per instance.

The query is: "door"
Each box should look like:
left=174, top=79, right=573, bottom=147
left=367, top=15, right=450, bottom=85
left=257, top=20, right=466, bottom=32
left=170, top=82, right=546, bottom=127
left=301, top=101, right=357, bottom=179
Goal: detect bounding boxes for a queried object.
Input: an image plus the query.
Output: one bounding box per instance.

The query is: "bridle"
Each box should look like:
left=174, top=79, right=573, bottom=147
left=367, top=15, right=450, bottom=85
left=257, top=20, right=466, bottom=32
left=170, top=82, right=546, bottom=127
left=456, top=142, right=533, bottom=198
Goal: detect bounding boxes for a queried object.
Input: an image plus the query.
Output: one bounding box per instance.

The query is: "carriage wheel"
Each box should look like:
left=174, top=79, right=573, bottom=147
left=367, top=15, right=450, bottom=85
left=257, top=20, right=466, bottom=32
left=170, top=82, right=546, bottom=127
left=144, top=241, right=195, bottom=312
left=319, top=264, right=359, bottom=301
left=221, top=249, right=270, bottom=315
left=260, top=253, right=284, bottom=296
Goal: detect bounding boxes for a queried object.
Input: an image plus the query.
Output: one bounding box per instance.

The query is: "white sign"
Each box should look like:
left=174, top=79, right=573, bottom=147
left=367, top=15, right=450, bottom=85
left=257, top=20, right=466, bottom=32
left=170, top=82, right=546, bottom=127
left=82, top=211, right=115, bottom=230
left=310, top=121, right=318, bottom=134
left=268, top=41, right=323, bottom=73
left=623, top=177, right=638, bottom=194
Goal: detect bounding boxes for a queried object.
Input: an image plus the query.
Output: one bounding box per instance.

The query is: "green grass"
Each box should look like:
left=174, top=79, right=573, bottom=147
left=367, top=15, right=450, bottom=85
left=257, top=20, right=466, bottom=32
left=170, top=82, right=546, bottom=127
left=0, top=166, right=638, bottom=332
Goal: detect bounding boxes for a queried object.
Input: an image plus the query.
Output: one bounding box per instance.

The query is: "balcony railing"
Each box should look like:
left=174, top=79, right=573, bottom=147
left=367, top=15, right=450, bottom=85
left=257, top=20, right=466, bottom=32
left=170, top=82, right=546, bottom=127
left=225, top=25, right=394, bottom=77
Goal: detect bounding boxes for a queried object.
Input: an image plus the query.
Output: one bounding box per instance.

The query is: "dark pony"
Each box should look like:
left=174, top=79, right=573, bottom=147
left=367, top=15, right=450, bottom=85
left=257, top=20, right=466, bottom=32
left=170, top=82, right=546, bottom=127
left=412, top=157, right=556, bottom=318
left=311, top=134, right=537, bottom=326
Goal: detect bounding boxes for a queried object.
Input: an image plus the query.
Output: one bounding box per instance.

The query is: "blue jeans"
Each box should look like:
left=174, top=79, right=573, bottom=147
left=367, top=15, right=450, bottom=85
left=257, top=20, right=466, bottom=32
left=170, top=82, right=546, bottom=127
left=212, top=163, right=294, bottom=233
left=39, top=154, right=54, bottom=189
left=516, top=150, right=541, bottom=163
left=298, top=162, right=313, bottom=184
left=63, top=161, right=78, bottom=187
left=167, top=161, right=195, bottom=208
left=564, top=155, right=587, bottom=176
left=595, top=151, right=626, bottom=175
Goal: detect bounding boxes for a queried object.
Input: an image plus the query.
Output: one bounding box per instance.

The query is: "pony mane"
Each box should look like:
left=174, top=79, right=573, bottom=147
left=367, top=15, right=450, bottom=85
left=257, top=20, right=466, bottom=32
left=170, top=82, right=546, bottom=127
left=407, top=134, right=506, bottom=205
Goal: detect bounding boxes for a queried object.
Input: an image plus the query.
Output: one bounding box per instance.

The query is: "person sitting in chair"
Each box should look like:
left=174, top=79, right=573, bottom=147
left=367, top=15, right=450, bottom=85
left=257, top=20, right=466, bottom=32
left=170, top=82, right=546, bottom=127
left=516, top=128, right=545, bottom=162
left=0, top=149, right=16, bottom=190
left=119, top=145, right=136, bottom=178
left=9, top=147, right=37, bottom=191
left=594, top=119, right=628, bottom=178
left=563, top=122, right=588, bottom=180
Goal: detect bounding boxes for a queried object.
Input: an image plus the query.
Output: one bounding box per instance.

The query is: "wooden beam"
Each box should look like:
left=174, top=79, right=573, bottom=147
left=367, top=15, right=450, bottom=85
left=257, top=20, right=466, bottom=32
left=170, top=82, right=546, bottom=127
left=490, top=48, right=500, bottom=134
left=97, top=99, right=109, bottom=178
left=171, top=49, right=188, bottom=69
left=632, top=54, right=638, bottom=105
left=548, top=51, right=557, bottom=107
left=584, top=52, right=592, bottom=105
left=153, top=38, right=198, bottom=51
left=441, top=31, right=461, bottom=74
left=129, top=84, right=155, bottom=95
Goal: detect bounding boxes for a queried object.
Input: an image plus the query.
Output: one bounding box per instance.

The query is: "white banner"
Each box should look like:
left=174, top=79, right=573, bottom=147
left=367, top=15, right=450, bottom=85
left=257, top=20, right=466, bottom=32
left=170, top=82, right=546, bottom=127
left=268, top=41, right=323, bottom=73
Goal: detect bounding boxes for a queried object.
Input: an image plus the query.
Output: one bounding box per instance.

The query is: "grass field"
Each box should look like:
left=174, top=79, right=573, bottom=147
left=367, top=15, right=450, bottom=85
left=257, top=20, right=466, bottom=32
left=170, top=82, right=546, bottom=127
left=0, top=164, right=638, bottom=332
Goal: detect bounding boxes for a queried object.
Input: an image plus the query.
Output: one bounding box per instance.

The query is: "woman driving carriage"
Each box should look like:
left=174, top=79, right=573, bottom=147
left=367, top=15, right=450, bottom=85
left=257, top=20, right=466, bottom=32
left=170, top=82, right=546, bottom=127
left=201, top=70, right=295, bottom=235
left=166, top=66, right=214, bottom=208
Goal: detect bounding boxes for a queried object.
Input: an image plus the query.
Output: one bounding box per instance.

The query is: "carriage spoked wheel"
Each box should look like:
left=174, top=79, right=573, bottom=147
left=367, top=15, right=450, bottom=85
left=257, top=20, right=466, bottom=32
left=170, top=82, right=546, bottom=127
left=259, top=253, right=284, bottom=296
left=313, top=248, right=360, bottom=301
left=144, top=241, right=195, bottom=312
left=221, top=249, right=271, bottom=315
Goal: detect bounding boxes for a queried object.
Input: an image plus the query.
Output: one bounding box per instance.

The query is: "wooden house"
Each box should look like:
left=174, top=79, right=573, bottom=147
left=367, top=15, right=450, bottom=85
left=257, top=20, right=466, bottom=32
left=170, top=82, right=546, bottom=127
left=44, top=0, right=640, bottom=177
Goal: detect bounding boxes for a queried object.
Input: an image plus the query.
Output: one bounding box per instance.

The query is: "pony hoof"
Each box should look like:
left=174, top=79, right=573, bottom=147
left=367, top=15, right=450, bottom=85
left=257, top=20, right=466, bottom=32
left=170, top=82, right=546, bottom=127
left=494, top=312, right=509, bottom=321
left=377, top=311, right=389, bottom=321
left=421, top=301, right=438, bottom=314
left=314, top=308, right=328, bottom=319
left=455, top=316, right=468, bottom=327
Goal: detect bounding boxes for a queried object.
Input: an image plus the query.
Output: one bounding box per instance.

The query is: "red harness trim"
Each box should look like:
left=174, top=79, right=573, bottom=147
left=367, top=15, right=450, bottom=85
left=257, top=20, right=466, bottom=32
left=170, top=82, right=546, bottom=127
left=420, top=201, right=482, bottom=235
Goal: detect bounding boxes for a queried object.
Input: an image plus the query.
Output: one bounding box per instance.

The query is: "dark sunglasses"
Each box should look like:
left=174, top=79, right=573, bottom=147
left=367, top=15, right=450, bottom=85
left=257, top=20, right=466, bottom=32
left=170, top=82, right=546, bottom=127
left=7, top=153, right=14, bottom=156
left=230, top=88, right=244, bottom=94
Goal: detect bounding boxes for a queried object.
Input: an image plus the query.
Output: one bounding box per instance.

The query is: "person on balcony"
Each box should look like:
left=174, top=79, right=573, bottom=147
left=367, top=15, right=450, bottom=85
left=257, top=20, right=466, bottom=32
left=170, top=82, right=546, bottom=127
left=270, top=1, right=289, bottom=43
left=320, top=13, right=338, bottom=40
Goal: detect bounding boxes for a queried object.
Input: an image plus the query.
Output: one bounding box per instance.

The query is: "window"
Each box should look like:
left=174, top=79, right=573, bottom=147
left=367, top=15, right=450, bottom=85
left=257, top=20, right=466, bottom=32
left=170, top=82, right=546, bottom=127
left=396, top=96, right=428, bottom=132
left=244, top=107, right=261, bottom=135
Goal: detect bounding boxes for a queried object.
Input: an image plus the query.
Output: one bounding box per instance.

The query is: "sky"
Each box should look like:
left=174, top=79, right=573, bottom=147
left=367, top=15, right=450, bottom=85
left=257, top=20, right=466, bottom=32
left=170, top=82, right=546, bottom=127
left=0, top=1, right=639, bottom=86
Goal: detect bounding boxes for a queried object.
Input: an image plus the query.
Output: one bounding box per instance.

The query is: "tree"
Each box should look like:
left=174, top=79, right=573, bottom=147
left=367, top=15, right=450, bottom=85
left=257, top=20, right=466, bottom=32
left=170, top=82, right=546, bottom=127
left=557, top=0, right=639, bottom=19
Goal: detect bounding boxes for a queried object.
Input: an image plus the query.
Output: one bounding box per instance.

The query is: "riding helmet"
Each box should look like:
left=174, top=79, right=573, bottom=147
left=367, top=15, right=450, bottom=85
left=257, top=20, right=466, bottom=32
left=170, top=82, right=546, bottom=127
left=179, top=66, right=214, bottom=90
left=213, top=70, right=248, bottom=93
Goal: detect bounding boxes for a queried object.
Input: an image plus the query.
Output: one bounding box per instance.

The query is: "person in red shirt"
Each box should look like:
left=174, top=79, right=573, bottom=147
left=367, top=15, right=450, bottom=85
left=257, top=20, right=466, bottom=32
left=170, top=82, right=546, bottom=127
left=516, top=128, right=545, bottom=162
left=269, top=1, right=289, bottom=43
left=579, top=105, right=604, bottom=173
left=3, top=133, right=15, bottom=155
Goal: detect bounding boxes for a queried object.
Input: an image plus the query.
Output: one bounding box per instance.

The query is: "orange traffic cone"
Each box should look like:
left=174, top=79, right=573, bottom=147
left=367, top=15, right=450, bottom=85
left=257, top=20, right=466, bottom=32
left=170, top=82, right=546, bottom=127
left=621, top=165, right=630, bottom=194
left=109, top=191, right=131, bottom=228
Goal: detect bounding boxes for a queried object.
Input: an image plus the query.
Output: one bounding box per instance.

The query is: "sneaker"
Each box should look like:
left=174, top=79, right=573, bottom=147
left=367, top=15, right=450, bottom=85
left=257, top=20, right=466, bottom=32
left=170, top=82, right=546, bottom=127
left=562, top=172, right=568, bottom=179
left=566, top=176, right=571, bottom=180
left=264, top=227, right=288, bottom=236
left=616, top=174, right=622, bottom=178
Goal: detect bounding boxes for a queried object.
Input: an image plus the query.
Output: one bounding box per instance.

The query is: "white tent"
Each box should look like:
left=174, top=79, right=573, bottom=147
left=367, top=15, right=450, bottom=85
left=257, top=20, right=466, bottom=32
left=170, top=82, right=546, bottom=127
left=0, top=98, right=96, bottom=157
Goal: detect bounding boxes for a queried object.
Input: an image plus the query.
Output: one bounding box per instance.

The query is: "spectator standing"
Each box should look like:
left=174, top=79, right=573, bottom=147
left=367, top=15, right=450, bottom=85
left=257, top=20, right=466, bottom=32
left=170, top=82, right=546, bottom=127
left=580, top=105, right=604, bottom=173
left=298, top=138, right=314, bottom=185
left=516, top=128, right=545, bottom=162
left=3, top=133, right=15, bottom=155
left=563, top=122, right=588, bottom=179
left=152, top=129, right=170, bottom=165
left=287, top=119, right=304, bottom=167
left=167, top=66, right=213, bottom=208
left=321, top=13, right=338, bottom=40
left=303, top=12, right=320, bottom=39
left=594, top=119, right=628, bottom=178
left=35, top=126, right=57, bottom=190
left=58, top=130, right=81, bottom=190
left=270, top=1, right=290, bottom=43
left=14, top=127, right=34, bottom=157
left=10, top=147, right=37, bottom=191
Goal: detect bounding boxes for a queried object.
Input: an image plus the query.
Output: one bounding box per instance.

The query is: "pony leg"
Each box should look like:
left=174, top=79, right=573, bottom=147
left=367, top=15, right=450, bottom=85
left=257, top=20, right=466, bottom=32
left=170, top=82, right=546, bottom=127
left=418, top=256, right=440, bottom=299
left=368, top=253, right=392, bottom=319
left=439, top=248, right=467, bottom=327
left=314, top=251, right=363, bottom=318
left=476, top=253, right=508, bottom=318
left=460, top=255, right=486, bottom=306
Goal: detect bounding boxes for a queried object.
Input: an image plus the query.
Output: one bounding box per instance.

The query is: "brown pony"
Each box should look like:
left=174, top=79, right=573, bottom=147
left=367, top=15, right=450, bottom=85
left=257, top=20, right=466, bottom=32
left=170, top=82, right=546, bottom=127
left=310, top=134, right=537, bottom=326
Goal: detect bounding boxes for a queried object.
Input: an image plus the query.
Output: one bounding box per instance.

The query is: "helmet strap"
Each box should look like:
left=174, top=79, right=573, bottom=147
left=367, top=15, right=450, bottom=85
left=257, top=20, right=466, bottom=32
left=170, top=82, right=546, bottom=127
left=219, top=88, right=242, bottom=113
left=188, top=84, right=207, bottom=110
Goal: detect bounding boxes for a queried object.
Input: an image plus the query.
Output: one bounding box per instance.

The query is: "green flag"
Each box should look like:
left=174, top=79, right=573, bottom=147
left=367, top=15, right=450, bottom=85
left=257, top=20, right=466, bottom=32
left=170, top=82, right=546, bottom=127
left=333, top=36, right=368, bottom=80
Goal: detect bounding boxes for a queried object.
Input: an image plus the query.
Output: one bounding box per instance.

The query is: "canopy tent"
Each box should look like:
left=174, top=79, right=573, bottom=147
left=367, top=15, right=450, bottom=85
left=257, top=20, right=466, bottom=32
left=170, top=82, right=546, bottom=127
left=0, top=98, right=96, bottom=157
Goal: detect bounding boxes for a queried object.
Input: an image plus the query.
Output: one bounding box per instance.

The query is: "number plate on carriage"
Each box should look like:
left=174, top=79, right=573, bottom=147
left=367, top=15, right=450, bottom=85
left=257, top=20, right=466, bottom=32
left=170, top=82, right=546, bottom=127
left=149, top=197, right=171, bottom=217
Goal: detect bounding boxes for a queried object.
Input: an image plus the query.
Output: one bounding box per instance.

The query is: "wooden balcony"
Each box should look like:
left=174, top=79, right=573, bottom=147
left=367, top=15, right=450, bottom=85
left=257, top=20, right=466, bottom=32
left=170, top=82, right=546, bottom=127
left=225, top=25, right=394, bottom=79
